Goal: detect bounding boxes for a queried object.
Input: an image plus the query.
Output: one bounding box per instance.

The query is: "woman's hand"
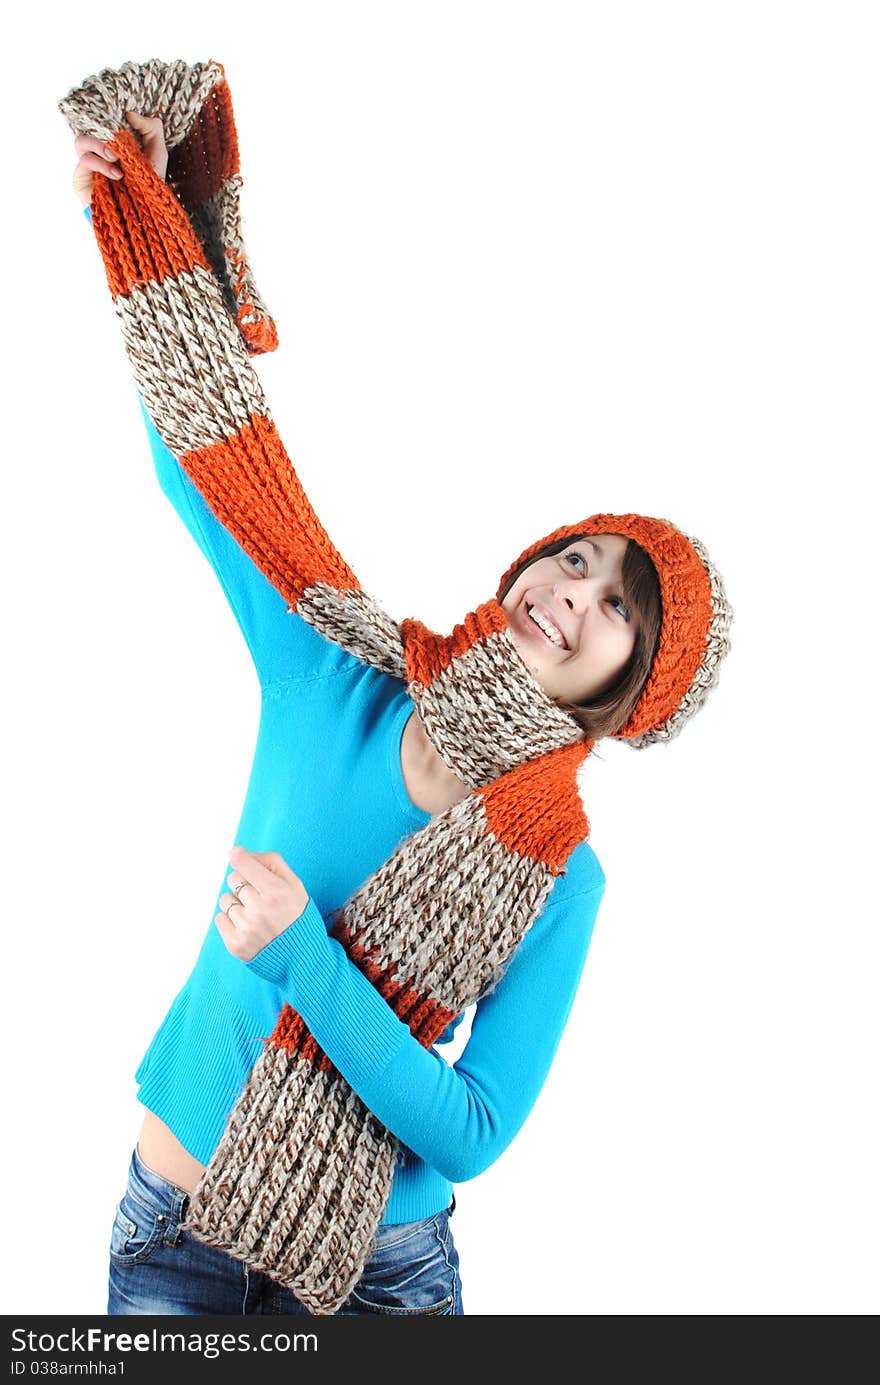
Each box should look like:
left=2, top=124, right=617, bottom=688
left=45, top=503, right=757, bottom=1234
left=72, top=110, right=169, bottom=208
left=215, top=846, right=310, bottom=962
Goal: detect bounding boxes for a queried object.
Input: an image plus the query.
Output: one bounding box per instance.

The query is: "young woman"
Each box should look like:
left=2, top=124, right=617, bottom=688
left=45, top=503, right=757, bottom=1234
left=69, top=105, right=730, bottom=1318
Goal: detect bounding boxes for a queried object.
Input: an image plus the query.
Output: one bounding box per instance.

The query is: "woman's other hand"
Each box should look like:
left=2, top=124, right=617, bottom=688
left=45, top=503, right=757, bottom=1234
left=72, top=111, right=169, bottom=208
left=215, top=846, right=310, bottom=962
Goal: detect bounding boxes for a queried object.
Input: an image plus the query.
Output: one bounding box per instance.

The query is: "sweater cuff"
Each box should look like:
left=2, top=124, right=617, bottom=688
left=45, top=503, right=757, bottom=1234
left=245, top=895, right=327, bottom=990
left=244, top=897, right=410, bottom=1083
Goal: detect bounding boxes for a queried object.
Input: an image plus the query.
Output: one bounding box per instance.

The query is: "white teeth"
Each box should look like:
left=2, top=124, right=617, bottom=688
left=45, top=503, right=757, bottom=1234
left=528, top=605, right=565, bottom=647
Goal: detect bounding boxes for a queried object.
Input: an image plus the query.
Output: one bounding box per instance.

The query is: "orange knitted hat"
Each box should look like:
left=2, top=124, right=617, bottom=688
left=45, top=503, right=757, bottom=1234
left=498, top=515, right=732, bottom=747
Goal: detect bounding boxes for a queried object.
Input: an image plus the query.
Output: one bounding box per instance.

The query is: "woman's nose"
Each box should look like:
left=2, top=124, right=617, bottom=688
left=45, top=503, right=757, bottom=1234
left=553, top=581, right=579, bottom=611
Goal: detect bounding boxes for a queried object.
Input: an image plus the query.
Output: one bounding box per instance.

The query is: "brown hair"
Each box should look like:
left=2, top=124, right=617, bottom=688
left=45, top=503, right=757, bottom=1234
left=497, top=533, right=663, bottom=740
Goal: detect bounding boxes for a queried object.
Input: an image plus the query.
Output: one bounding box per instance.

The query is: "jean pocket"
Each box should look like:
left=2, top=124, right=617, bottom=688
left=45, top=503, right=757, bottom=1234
left=108, top=1181, right=169, bottom=1266
left=348, top=1213, right=456, bottom=1316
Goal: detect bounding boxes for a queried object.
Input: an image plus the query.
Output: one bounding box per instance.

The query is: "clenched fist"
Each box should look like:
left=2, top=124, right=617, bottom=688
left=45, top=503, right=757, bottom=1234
left=215, top=846, right=310, bottom=962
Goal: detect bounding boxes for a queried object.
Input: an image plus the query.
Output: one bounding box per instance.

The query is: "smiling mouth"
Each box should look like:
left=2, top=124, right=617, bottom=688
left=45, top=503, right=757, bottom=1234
left=525, top=602, right=569, bottom=650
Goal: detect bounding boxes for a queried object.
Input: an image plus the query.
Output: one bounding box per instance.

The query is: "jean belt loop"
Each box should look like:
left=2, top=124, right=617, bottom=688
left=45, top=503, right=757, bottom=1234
left=161, top=1185, right=188, bottom=1246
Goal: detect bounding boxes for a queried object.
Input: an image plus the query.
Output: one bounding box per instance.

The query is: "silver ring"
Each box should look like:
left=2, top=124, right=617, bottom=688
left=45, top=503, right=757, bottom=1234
left=232, top=880, right=246, bottom=899
left=226, top=897, right=244, bottom=916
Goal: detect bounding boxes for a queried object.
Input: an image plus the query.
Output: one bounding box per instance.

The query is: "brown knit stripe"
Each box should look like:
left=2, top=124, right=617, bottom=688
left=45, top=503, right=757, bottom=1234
left=188, top=177, right=279, bottom=354
left=183, top=1054, right=397, bottom=1315
left=113, top=268, right=263, bottom=450
left=60, top=57, right=226, bottom=149
left=410, top=626, right=583, bottom=788
left=234, top=1064, right=354, bottom=1258
left=184, top=1043, right=322, bottom=1242
left=230, top=1058, right=333, bottom=1250
left=244, top=1080, right=355, bottom=1263
left=183, top=1044, right=312, bottom=1238
left=291, top=588, right=586, bottom=789
left=114, top=273, right=359, bottom=602
left=330, top=926, right=459, bottom=1048
left=296, top=584, right=407, bottom=680
left=292, top=1112, right=397, bottom=1314
left=255, top=1083, right=395, bottom=1306
left=187, top=181, right=248, bottom=332
left=335, top=792, right=563, bottom=1016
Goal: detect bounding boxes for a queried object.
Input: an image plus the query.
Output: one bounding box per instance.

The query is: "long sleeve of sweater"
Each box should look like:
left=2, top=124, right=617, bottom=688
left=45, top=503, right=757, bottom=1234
left=244, top=883, right=603, bottom=1183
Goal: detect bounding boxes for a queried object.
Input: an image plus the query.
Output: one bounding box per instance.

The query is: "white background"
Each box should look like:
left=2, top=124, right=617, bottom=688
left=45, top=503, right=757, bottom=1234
left=2, top=1, right=877, bottom=1316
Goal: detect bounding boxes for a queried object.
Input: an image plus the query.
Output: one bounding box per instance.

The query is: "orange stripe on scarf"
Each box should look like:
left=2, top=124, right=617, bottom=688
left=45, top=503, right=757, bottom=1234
left=479, top=739, right=591, bottom=868
left=91, top=129, right=211, bottom=295
left=179, top=414, right=361, bottom=604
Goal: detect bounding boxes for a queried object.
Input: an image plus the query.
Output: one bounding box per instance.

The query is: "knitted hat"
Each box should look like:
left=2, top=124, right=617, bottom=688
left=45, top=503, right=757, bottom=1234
left=498, top=516, right=732, bottom=748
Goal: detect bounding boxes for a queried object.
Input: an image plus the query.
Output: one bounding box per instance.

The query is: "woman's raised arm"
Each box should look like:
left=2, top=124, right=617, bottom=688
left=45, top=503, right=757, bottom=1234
left=74, top=121, right=361, bottom=687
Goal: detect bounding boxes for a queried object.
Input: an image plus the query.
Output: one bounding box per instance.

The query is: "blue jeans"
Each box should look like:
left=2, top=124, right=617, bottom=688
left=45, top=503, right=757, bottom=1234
left=107, top=1145, right=463, bottom=1315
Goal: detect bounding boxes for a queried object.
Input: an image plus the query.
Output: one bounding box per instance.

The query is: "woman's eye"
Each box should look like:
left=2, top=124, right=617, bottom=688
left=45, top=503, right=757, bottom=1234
left=564, top=549, right=630, bottom=620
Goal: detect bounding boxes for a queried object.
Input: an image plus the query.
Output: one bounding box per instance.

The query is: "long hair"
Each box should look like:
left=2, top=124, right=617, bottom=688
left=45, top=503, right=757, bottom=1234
left=498, top=533, right=663, bottom=741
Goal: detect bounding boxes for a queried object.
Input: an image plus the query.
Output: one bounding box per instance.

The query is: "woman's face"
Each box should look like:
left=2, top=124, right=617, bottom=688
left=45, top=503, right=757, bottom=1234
left=501, top=534, right=640, bottom=703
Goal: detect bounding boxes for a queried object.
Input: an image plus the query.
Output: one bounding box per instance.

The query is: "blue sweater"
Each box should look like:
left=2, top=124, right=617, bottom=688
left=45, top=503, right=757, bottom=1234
left=85, top=205, right=606, bottom=1223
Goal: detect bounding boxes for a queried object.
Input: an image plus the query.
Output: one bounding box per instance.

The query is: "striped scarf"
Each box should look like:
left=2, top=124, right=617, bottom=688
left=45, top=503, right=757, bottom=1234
left=60, top=58, right=733, bottom=1314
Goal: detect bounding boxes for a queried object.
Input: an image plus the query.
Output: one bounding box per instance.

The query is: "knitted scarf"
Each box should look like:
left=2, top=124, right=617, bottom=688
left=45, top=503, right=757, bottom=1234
left=60, top=58, right=733, bottom=1315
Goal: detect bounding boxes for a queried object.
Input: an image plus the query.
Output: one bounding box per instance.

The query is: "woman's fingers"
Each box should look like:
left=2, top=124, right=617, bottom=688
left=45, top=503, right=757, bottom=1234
left=229, top=846, right=300, bottom=888
left=72, top=134, right=122, bottom=209
left=73, top=132, right=119, bottom=162
left=229, top=845, right=276, bottom=890
left=214, top=908, right=244, bottom=958
left=218, top=891, right=247, bottom=918
left=72, top=148, right=123, bottom=207
left=75, top=151, right=123, bottom=179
